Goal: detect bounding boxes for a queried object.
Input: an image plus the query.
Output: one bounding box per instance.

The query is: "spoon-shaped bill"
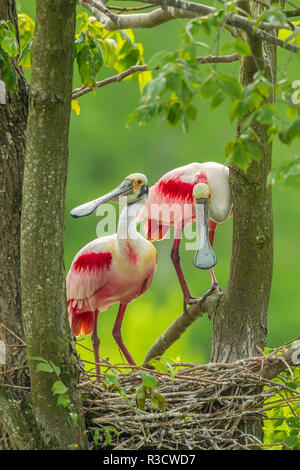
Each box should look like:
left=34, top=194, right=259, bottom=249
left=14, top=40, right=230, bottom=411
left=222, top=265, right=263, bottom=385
left=70, top=179, right=133, bottom=218
left=193, top=198, right=217, bottom=270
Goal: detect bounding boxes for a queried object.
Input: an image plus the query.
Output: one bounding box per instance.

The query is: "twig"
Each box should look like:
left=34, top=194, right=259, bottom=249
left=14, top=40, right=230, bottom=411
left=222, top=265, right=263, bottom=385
left=143, top=295, right=221, bottom=366
left=72, top=65, right=149, bottom=99
left=197, top=53, right=239, bottom=63
left=79, top=0, right=300, bottom=53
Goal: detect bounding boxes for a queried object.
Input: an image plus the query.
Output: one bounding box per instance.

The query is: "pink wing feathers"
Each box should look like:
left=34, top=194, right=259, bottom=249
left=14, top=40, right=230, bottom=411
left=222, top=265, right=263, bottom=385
left=67, top=247, right=113, bottom=336
left=138, top=163, right=204, bottom=239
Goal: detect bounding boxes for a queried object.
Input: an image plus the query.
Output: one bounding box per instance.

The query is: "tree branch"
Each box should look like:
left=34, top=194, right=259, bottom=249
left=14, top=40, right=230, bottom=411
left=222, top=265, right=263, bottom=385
left=78, top=0, right=195, bottom=29
left=72, top=65, right=148, bottom=99
left=142, top=295, right=221, bottom=366
left=260, top=343, right=300, bottom=380
left=196, top=53, right=239, bottom=63
left=78, top=0, right=299, bottom=53
left=284, top=8, right=300, bottom=17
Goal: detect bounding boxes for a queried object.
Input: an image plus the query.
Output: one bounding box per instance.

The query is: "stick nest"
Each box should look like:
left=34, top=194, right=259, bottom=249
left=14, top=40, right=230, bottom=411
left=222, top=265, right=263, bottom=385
left=79, top=349, right=300, bottom=450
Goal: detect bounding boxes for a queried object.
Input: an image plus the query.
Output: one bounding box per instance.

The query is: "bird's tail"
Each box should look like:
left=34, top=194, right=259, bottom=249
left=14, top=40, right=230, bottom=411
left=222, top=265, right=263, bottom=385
left=145, top=218, right=170, bottom=241
left=68, top=300, right=94, bottom=336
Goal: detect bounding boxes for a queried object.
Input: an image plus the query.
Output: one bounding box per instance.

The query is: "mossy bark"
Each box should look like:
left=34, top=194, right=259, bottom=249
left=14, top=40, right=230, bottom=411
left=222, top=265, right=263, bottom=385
left=21, top=0, right=87, bottom=449
left=211, top=1, right=276, bottom=442
left=0, top=0, right=28, bottom=388
left=212, top=0, right=276, bottom=362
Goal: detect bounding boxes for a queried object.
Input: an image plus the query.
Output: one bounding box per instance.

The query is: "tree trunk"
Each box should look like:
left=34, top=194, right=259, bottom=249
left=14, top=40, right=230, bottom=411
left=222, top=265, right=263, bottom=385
left=21, top=0, right=87, bottom=449
left=0, top=0, right=28, bottom=387
left=211, top=0, right=276, bottom=441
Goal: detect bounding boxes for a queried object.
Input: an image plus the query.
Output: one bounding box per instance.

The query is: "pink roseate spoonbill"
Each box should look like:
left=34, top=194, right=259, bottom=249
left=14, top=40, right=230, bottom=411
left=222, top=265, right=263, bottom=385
left=66, top=174, right=157, bottom=381
left=138, top=162, right=232, bottom=306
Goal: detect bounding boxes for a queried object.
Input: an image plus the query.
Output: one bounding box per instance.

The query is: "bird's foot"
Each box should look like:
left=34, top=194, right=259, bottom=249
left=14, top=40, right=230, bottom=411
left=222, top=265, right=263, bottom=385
left=185, top=283, right=223, bottom=308
left=210, top=281, right=222, bottom=295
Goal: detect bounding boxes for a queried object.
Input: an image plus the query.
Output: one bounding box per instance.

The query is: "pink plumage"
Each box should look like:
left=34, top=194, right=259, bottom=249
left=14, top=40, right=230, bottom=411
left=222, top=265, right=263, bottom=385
left=138, top=162, right=232, bottom=302
left=66, top=172, right=156, bottom=380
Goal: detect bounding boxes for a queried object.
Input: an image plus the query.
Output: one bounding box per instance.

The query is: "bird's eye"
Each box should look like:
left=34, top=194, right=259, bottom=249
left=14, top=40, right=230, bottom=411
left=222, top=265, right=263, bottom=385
left=137, top=179, right=143, bottom=184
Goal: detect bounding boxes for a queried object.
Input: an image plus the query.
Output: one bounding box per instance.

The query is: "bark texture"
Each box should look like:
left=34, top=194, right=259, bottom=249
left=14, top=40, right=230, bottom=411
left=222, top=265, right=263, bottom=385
left=21, top=0, right=87, bottom=449
left=212, top=1, right=275, bottom=363
left=0, top=1, right=28, bottom=388
left=211, top=0, right=276, bottom=443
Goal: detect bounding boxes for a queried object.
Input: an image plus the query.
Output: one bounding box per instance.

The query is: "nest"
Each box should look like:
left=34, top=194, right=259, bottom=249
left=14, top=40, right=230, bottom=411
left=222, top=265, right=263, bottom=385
left=79, top=349, right=300, bottom=450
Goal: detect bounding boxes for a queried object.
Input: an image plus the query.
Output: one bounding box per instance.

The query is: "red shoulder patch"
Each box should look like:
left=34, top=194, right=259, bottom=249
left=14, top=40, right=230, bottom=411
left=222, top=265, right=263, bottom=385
left=157, top=172, right=208, bottom=203
left=158, top=178, right=194, bottom=203
left=73, top=252, right=112, bottom=272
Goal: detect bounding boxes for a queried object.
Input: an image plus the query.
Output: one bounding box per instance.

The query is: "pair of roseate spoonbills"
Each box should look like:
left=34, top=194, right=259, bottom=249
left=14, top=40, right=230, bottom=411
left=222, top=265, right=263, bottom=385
left=66, top=162, right=232, bottom=380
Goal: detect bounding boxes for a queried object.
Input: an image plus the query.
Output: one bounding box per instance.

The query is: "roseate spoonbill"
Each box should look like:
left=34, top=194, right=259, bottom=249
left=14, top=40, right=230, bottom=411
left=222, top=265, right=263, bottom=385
left=139, top=162, right=232, bottom=305
left=67, top=174, right=157, bottom=381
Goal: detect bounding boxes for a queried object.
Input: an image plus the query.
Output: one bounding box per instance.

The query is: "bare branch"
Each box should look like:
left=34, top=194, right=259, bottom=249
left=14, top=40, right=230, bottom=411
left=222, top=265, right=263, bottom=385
left=261, top=344, right=300, bottom=380
left=78, top=0, right=299, bottom=53
left=72, top=65, right=149, bottom=99
left=284, top=8, right=300, bottom=17
left=78, top=0, right=195, bottom=29
left=197, top=53, right=239, bottom=63
left=142, top=295, right=221, bottom=366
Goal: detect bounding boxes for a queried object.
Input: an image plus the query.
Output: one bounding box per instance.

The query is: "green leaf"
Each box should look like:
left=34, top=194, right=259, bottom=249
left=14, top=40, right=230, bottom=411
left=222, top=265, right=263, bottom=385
left=200, top=75, right=219, bottom=99
left=267, top=155, right=300, bottom=189
left=57, top=394, right=71, bottom=408
left=29, top=356, right=49, bottom=363
left=36, top=362, right=53, bottom=373
left=141, top=371, right=157, bottom=388
left=118, top=386, right=129, bottom=406
left=49, top=360, right=61, bottom=376
left=18, top=37, right=33, bottom=70
left=135, top=384, right=146, bottom=410
left=1, top=32, right=18, bottom=57
left=233, top=38, right=252, bottom=56
left=150, top=391, right=166, bottom=412
left=143, top=76, right=167, bottom=103
left=163, top=357, right=175, bottom=382
left=280, top=119, right=300, bottom=146
left=286, top=417, right=300, bottom=429
left=285, top=434, right=299, bottom=448
left=166, top=71, right=182, bottom=94
left=218, top=73, right=242, bottom=99
left=186, top=104, right=197, bottom=121
left=263, top=8, right=287, bottom=26
left=104, top=372, right=120, bottom=387
left=210, top=91, right=225, bottom=110
left=93, top=429, right=101, bottom=446
left=273, top=430, right=287, bottom=443
left=256, top=81, right=271, bottom=99
left=76, top=45, right=96, bottom=87
left=70, top=412, right=78, bottom=428
left=52, top=380, right=68, bottom=396
left=256, top=104, right=276, bottom=125
left=167, top=102, right=182, bottom=127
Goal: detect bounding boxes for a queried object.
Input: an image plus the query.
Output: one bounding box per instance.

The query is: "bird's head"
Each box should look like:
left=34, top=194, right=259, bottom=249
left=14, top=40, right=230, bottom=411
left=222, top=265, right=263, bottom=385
left=70, top=173, right=148, bottom=218
left=193, top=183, right=210, bottom=201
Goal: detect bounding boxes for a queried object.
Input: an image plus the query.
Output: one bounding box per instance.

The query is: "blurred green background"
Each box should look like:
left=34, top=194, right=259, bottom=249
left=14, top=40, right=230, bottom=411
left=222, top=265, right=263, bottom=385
left=19, top=1, right=300, bottom=368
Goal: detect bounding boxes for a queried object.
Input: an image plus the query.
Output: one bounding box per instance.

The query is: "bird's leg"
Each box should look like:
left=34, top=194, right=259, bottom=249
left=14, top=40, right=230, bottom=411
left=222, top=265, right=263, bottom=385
left=112, top=304, right=136, bottom=366
left=92, top=311, right=101, bottom=382
left=187, top=221, right=222, bottom=306
left=208, top=221, right=222, bottom=294
left=170, top=226, right=192, bottom=310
